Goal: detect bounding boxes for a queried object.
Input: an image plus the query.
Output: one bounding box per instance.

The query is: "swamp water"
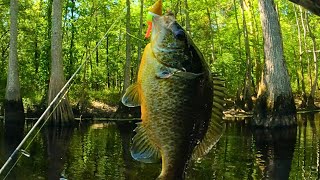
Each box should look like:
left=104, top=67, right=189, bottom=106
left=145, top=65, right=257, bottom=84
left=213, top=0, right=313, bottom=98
left=0, top=113, right=320, bottom=180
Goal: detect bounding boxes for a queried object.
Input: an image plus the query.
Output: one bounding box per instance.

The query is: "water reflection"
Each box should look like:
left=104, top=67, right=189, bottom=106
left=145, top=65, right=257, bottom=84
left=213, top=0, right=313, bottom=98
left=253, top=127, right=297, bottom=179
left=44, top=126, right=74, bottom=180
left=2, top=114, right=320, bottom=179
left=290, top=113, right=320, bottom=179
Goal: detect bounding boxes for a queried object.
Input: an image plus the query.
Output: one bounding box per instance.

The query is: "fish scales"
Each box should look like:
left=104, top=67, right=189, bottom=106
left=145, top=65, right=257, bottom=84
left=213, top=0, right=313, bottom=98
left=122, top=12, right=224, bottom=180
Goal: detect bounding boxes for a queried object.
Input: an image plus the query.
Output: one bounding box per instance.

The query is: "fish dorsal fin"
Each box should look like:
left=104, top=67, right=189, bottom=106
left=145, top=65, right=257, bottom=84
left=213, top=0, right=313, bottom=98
left=122, top=83, right=141, bottom=107
left=131, top=122, right=161, bottom=163
left=192, top=75, right=226, bottom=160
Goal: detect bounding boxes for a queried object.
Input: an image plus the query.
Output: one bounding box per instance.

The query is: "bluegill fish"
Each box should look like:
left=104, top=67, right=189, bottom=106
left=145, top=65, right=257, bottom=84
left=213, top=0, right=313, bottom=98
left=122, top=12, right=225, bottom=179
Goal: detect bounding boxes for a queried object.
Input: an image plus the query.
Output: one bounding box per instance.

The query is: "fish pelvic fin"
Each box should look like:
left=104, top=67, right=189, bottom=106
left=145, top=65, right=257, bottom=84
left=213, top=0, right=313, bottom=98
left=121, top=83, right=141, bottom=107
left=131, top=122, right=161, bottom=163
left=192, top=75, right=226, bottom=160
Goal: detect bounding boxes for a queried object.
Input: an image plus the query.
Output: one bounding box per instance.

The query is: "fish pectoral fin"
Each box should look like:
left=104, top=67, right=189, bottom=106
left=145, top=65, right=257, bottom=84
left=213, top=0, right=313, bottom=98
left=155, top=64, right=202, bottom=79
left=131, top=122, right=161, bottom=163
left=122, top=83, right=141, bottom=107
left=192, top=75, right=226, bottom=161
left=155, top=64, right=179, bottom=79
left=174, top=71, right=204, bottom=79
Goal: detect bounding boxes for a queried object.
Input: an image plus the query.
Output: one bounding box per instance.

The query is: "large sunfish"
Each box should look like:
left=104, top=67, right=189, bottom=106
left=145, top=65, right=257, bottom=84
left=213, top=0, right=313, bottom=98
left=122, top=12, right=225, bottom=179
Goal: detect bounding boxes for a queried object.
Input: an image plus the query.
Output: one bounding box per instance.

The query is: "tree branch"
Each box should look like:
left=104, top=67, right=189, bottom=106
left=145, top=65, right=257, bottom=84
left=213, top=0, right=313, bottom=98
left=289, top=0, right=320, bottom=16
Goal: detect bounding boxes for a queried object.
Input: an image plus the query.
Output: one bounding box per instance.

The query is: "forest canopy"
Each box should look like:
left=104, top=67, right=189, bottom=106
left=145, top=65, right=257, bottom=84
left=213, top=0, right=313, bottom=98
left=0, top=0, right=319, bottom=115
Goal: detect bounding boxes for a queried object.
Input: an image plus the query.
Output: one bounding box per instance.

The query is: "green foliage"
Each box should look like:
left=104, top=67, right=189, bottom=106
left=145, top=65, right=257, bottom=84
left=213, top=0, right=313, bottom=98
left=0, top=0, right=320, bottom=113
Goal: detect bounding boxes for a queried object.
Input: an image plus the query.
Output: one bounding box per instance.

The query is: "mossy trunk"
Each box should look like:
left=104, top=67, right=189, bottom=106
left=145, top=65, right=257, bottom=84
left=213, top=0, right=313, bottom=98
left=253, top=0, right=296, bottom=127
left=4, top=100, right=24, bottom=120
left=254, top=92, right=296, bottom=127
left=4, top=100, right=25, bottom=147
left=47, top=0, right=74, bottom=126
left=4, top=0, right=24, bottom=124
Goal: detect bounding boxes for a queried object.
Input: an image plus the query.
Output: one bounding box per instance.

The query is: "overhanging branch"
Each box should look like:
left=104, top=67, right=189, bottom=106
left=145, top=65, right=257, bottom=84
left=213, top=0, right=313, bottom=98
left=289, top=0, right=320, bottom=16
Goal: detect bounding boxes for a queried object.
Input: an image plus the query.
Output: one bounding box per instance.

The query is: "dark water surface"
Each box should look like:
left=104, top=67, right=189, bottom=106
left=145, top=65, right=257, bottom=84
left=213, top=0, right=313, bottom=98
left=1, top=113, right=320, bottom=180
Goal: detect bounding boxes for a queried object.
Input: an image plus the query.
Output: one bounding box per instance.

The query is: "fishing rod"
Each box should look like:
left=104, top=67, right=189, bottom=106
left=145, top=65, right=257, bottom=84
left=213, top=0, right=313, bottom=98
left=0, top=11, right=123, bottom=176
left=2, top=79, right=75, bottom=180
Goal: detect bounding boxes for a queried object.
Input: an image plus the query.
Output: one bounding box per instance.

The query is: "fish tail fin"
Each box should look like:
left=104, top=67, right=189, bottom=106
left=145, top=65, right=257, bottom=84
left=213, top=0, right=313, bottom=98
left=192, top=74, right=226, bottom=160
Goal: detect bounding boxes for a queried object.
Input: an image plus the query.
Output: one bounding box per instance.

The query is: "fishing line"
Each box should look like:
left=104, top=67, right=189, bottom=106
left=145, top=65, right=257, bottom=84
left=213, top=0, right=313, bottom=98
left=3, top=80, right=75, bottom=180
left=121, top=28, right=146, bottom=42
left=0, top=9, right=124, bottom=176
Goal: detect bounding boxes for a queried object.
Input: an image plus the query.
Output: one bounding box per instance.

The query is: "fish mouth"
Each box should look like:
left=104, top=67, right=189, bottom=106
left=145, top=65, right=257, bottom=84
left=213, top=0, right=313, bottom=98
left=152, top=13, right=187, bottom=43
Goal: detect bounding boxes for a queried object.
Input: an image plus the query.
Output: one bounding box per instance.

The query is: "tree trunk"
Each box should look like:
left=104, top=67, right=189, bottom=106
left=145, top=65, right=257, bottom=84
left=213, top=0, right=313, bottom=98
left=184, top=0, right=191, bottom=34
left=113, top=0, right=140, bottom=118
left=240, top=0, right=253, bottom=111
left=233, top=0, right=244, bottom=109
left=136, top=0, right=144, bottom=77
left=67, top=0, right=75, bottom=79
left=299, top=8, right=312, bottom=93
left=289, top=0, right=320, bottom=16
left=253, top=0, right=296, bottom=127
left=249, top=1, right=262, bottom=94
left=4, top=0, right=25, bottom=122
left=106, top=36, right=110, bottom=88
left=47, top=0, right=74, bottom=125
left=34, top=28, right=39, bottom=74
left=306, top=11, right=318, bottom=109
left=294, top=5, right=307, bottom=107
left=205, top=0, right=215, bottom=63
left=123, top=0, right=131, bottom=94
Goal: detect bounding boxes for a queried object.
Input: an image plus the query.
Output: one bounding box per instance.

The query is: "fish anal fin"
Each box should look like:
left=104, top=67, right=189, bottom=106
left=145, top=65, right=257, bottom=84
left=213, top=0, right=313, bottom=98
left=131, top=123, right=161, bottom=163
left=122, top=83, right=141, bottom=107
left=192, top=75, right=226, bottom=160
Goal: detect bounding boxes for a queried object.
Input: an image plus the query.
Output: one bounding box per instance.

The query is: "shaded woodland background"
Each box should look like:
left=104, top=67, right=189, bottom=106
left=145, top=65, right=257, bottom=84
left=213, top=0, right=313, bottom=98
left=0, top=0, right=319, bottom=116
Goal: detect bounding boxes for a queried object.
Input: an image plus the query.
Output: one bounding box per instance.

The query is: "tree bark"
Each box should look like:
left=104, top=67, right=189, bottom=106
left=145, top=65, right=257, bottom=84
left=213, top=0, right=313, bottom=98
left=249, top=1, right=262, bottom=94
left=136, top=0, right=144, bottom=77
left=205, top=0, right=215, bottom=63
left=294, top=5, right=307, bottom=107
left=113, top=0, right=140, bottom=119
left=184, top=0, right=191, bottom=34
left=289, top=0, right=320, bottom=16
left=123, top=0, right=131, bottom=94
left=299, top=8, right=312, bottom=93
left=253, top=0, right=296, bottom=127
left=106, top=36, right=110, bottom=88
left=306, top=10, right=318, bottom=109
left=240, top=0, right=253, bottom=111
left=67, top=0, right=75, bottom=79
left=233, top=0, right=244, bottom=109
left=4, top=0, right=24, bottom=122
left=47, top=0, right=74, bottom=125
